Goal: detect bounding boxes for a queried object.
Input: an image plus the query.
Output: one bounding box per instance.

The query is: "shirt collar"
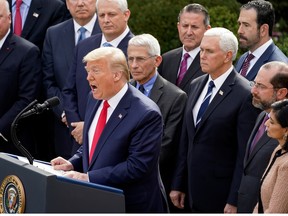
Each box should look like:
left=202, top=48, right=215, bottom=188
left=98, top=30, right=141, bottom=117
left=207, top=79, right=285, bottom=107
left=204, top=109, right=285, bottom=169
left=101, top=26, right=130, bottom=47
left=73, top=13, right=97, bottom=34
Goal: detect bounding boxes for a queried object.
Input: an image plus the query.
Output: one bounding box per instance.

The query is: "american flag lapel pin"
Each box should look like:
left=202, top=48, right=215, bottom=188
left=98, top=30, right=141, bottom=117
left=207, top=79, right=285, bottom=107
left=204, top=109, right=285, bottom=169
left=33, top=12, right=39, bottom=18
left=219, top=90, right=224, bottom=95
left=118, top=114, right=123, bottom=119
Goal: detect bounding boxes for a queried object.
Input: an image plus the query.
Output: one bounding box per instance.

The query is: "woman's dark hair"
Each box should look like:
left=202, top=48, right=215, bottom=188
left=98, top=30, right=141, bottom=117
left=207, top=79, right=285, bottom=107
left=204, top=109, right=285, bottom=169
left=271, top=99, right=288, bottom=150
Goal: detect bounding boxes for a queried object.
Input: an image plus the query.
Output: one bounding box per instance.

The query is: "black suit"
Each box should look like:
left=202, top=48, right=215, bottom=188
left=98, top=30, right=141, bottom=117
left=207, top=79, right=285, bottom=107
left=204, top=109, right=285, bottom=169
left=172, top=70, right=260, bottom=212
left=8, top=0, right=67, bottom=51
left=0, top=33, right=41, bottom=156
left=237, top=111, right=278, bottom=213
left=158, top=47, right=204, bottom=94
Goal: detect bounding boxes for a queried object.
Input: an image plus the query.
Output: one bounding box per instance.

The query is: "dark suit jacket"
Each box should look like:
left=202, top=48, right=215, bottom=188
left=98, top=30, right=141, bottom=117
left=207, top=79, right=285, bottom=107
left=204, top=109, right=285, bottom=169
left=131, top=74, right=187, bottom=195
left=0, top=33, right=41, bottom=154
left=158, top=47, right=204, bottom=94
left=235, top=42, right=288, bottom=81
left=42, top=18, right=101, bottom=158
left=237, top=111, right=278, bottom=213
left=8, top=0, right=67, bottom=51
left=171, top=69, right=260, bottom=212
left=69, top=84, right=168, bottom=213
left=63, top=31, right=134, bottom=129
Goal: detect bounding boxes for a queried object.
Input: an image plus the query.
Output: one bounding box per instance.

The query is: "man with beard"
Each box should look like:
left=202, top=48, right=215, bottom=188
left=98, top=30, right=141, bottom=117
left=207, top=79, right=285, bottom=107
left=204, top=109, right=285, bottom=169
left=235, top=0, right=287, bottom=81
left=237, top=61, right=288, bottom=213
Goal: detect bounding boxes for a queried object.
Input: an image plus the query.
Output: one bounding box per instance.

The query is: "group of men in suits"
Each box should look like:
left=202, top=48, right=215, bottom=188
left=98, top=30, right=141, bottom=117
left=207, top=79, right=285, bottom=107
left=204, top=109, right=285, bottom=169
left=1, top=0, right=288, bottom=213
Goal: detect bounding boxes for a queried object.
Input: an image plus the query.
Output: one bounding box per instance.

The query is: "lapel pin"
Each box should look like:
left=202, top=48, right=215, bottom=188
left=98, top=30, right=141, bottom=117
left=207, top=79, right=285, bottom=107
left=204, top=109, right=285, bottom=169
left=219, top=90, right=223, bottom=95
left=118, top=114, right=123, bottom=119
left=33, top=12, right=39, bottom=18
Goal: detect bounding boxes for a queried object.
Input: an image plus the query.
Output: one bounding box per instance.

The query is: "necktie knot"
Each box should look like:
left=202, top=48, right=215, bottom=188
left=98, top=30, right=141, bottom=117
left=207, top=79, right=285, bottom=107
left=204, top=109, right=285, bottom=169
left=103, top=42, right=113, bottom=47
left=183, top=52, right=190, bottom=60
left=246, top=53, right=255, bottom=62
left=77, top=27, right=87, bottom=43
left=16, top=0, right=22, bottom=8
left=103, top=100, right=110, bottom=109
left=138, top=85, right=145, bottom=94
left=208, top=80, right=215, bottom=89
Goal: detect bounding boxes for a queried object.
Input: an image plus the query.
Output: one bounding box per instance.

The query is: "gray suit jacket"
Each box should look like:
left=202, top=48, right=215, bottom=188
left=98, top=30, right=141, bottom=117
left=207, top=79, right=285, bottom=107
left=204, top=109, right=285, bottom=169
left=158, top=47, right=204, bottom=94
left=237, top=111, right=278, bottom=213
left=131, top=74, right=187, bottom=194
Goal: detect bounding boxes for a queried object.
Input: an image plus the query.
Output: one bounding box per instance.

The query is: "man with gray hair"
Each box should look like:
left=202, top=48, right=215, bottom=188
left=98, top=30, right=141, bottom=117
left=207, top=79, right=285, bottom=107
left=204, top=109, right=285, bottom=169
left=128, top=33, right=187, bottom=212
left=170, top=27, right=260, bottom=213
left=238, top=61, right=288, bottom=213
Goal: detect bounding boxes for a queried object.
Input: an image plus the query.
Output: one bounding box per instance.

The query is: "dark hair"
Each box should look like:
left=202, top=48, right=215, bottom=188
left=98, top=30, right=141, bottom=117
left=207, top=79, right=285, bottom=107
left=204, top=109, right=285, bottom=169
left=178, top=3, right=210, bottom=26
left=240, top=0, right=275, bottom=36
left=271, top=99, right=288, bottom=150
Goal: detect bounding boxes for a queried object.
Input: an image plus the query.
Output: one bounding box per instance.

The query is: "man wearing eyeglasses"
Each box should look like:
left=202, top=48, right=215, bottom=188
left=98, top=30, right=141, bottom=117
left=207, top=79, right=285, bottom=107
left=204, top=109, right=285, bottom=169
left=62, top=0, right=133, bottom=153
left=237, top=61, right=288, bottom=213
left=128, top=34, right=187, bottom=212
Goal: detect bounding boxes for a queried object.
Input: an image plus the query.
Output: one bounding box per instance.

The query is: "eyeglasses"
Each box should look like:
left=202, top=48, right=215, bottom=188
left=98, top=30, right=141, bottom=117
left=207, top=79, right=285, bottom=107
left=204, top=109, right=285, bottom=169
left=127, top=55, right=156, bottom=64
left=250, top=81, right=276, bottom=90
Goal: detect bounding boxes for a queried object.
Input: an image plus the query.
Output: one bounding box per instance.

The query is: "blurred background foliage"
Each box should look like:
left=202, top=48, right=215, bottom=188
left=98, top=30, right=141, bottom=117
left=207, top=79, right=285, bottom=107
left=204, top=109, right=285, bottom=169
left=127, top=0, right=288, bottom=60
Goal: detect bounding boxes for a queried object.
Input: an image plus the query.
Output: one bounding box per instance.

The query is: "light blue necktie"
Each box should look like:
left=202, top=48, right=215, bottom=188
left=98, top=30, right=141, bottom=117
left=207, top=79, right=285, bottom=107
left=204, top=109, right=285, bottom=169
left=196, top=80, right=215, bottom=127
left=102, top=42, right=113, bottom=47
left=77, top=27, right=87, bottom=43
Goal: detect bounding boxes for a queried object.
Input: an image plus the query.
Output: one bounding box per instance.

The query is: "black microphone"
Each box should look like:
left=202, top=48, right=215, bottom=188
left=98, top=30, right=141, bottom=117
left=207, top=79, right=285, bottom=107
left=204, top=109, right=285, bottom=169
left=20, top=97, right=60, bottom=119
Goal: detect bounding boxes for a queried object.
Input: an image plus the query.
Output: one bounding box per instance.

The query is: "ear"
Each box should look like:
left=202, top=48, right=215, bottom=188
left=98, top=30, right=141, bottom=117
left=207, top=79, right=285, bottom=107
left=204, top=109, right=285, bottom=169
left=155, top=55, right=162, bottom=68
left=260, top=24, right=269, bottom=37
left=224, top=51, right=233, bottom=63
left=276, top=88, right=288, bottom=100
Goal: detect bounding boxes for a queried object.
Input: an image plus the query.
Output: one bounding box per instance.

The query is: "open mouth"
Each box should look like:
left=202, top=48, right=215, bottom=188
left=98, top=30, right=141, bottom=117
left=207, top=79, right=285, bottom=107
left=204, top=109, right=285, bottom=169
left=91, top=85, right=97, bottom=91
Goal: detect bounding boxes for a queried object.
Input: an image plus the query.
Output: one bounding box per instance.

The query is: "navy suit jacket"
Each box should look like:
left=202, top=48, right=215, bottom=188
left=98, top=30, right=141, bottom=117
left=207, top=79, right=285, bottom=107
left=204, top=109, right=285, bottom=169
left=42, top=18, right=101, bottom=157
left=63, top=31, right=134, bottom=128
left=237, top=111, right=278, bottom=213
left=8, top=0, right=67, bottom=51
left=0, top=33, right=41, bottom=153
left=69, top=84, right=168, bottom=213
left=158, top=47, right=204, bottom=94
left=171, top=70, right=260, bottom=212
left=235, top=42, right=288, bottom=81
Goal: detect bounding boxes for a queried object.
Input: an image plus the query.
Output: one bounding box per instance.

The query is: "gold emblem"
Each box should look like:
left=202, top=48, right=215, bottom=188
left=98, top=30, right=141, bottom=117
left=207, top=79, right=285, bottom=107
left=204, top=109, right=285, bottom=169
left=0, top=175, right=25, bottom=213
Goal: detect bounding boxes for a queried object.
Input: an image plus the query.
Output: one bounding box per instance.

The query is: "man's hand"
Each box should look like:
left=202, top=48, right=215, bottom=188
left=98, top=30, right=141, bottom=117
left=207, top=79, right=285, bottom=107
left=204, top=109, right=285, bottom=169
left=224, top=203, right=237, bottom=213
left=51, top=156, right=74, bottom=171
left=170, top=190, right=185, bottom=209
left=71, top=121, right=84, bottom=144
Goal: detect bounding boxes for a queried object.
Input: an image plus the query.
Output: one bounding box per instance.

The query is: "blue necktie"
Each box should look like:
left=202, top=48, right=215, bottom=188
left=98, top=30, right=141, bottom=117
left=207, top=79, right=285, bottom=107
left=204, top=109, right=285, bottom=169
left=77, top=27, right=86, bottom=43
left=196, top=80, right=215, bottom=126
left=138, top=85, right=145, bottom=94
left=102, top=42, right=113, bottom=47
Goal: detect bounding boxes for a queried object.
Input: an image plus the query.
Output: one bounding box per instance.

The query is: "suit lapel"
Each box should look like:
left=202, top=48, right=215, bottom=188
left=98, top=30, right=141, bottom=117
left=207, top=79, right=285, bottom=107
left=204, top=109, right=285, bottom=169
left=22, top=0, right=42, bottom=37
left=169, top=48, right=182, bottom=83
left=88, top=89, right=131, bottom=167
left=246, top=43, right=275, bottom=81
left=196, top=70, right=236, bottom=130
left=149, top=75, right=163, bottom=104
left=0, top=34, right=15, bottom=65
left=62, top=21, right=76, bottom=70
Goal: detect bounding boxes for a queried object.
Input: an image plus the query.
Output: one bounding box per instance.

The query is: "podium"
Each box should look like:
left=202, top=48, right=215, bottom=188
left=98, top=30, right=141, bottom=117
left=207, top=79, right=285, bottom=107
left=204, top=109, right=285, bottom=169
left=0, top=153, right=125, bottom=213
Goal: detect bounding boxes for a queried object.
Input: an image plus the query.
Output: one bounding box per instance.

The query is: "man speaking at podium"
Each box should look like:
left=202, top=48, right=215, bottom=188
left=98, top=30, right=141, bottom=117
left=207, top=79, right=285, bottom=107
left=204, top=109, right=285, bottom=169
left=51, top=47, right=168, bottom=213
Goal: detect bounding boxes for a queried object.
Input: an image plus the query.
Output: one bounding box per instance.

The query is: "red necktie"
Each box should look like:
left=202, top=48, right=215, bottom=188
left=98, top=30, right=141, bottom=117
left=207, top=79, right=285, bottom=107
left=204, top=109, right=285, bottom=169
left=240, top=53, right=255, bottom=77
left=14, top=0, right=23, bottom=36
left=89, top=100, right=110, bottom=163
left=176, top=53, right=190, bottom=86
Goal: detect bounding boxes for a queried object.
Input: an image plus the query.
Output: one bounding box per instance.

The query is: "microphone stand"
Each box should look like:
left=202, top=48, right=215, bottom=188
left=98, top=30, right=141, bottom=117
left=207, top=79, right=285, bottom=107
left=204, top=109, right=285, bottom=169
left=10, top=99, right=38, bottom=165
